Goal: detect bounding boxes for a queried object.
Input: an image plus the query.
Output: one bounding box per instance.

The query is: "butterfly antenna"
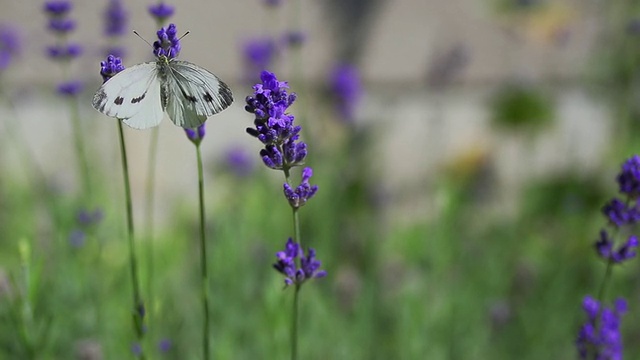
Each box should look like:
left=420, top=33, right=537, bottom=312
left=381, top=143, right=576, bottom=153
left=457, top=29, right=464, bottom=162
left=132, top=30, right=154, bottom=48
left=179, top=31, right=191, bottom=41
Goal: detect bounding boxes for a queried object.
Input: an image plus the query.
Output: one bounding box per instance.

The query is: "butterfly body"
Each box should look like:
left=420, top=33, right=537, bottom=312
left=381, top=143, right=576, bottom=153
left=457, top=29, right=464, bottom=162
left=93, top=55, right=233, bottom=130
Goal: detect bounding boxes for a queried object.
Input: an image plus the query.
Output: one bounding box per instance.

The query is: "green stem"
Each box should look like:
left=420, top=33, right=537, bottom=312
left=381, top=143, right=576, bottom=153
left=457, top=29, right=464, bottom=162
left=116, top=120, right=146, bottom=359
left=284, top=166, right=302, bottom=360
left=69, top=94, right=92, bottom=201
left=145, top=127, right=160, bottom=329
left=291, top=284, right=300, bottom=360
left=597, top=260, right=613, bottom=302
left=196, top=145, right=210, bottom=360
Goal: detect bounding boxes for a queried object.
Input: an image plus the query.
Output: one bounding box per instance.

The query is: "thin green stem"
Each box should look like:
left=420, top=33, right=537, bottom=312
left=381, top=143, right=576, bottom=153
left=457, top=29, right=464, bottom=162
left=145, top=127, right=160, bottom=329
left=293, top=209, right=301, bottom=248
left=70, top=97, right=92, bottom=201
left=291, top=284, right=300, bottom=360
left=284, top=165, right=302, bottom=360
left=196, top=145, right=211, bottom=360
left=116, top=120, right=146, bottom=359
left=597, top=260, right=613, bottom=302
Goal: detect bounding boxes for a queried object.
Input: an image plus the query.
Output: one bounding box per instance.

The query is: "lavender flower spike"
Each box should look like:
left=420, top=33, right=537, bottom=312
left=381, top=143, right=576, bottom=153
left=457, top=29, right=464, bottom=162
left=273, top=238, right=326, bottom=287
left=245, top=71, right=306, bottom=170
left=0, top=25, right=20, bottom=72
left=153, top=23, right=180, bottom=59
left=595, top=230, right=639, bottom=264
left=148, top=2, right=175, bottom=24
left=100, top=54, right=125, bottom=82
left=617, top=155, right=640, bottom=198
left=576, top=296, right=627, bottom=359
left=283, top=167, right=318, bottom=209
left=104, top=0, right=128, bottom=37
left=185, top=124, right=206, bottom=146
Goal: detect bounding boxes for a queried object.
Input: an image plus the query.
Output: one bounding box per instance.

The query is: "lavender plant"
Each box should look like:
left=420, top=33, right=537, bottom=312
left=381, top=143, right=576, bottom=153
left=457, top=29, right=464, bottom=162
left=245, top=70, right=325, bottom=359
left=327, top=63, right=362, bottom=123
left=576, top=155, right=640, bottom=359
left=103, top=0, right=128, bottom=58
left=148, top=2, right=175, bottom=27
left=144, top=1, right=174, bottom=341
left=99, top=54, right=148, bottom=359
left=183, top=123, right=214, bottom=360
left=44, top=1, right=91, bottom=199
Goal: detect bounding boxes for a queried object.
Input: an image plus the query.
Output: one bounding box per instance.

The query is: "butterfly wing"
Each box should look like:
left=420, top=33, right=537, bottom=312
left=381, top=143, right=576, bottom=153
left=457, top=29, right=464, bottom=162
left=164, top=60, right=233, bottom=128
left=92, top=62, right=165, bottom=130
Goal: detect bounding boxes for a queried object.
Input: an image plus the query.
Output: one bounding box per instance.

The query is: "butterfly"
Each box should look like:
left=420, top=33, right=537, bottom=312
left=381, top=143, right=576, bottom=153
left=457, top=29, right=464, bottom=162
left=92, top=50, right=233, bottom=130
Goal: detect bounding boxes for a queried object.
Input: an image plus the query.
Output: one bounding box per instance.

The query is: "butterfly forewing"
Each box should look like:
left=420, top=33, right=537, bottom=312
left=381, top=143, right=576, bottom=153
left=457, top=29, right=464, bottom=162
left=168, top=61, right=233, bottom=117
left=92, top=62, right=165, bottom=130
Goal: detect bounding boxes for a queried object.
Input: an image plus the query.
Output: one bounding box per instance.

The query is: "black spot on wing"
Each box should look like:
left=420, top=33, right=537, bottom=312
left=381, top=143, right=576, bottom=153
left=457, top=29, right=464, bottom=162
left=115, top=96, right=124, bottom=105
left=204, top=92, right=214, bottom=103
left=131, top=92, right=146, bottom=104
left=179, top=87, right=198, bottom=103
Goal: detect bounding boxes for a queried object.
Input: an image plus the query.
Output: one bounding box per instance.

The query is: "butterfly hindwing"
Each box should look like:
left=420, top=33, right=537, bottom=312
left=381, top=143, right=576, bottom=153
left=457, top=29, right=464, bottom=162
left=92, top=62, right=165, bottom=130
left=165, top=61, right=233, bottom=125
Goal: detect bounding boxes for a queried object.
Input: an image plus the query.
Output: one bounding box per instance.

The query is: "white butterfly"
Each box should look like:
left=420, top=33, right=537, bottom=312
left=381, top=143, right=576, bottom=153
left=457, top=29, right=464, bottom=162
left=92, top=54, right=233, bottom=130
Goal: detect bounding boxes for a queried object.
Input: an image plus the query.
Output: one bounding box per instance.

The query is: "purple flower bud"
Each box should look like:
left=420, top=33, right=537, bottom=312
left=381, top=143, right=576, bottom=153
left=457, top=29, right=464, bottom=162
left=224, top=147, right=255, bottom=178
left=576, top=296, right=626, bottom=359
left=158, top=338, right=172, bottom=353
left=104, top=0, right=128, bottom=37
left=148, top=2, right=175, bottom=23
left=185, top=124, right=206, bottom=145
left=47, top=43, right=83, bottom=60
left=153, top=23, right=180, bottom=59
left=57, top=80, right=84, bottom=96
left=273, top=238, right=325, bottom=287
left=48, top=18, right=76, bottom=34
left=328, top=63, right=362, bottom=122
left=44, top=1, right=72, bottom=16
left=100, top=54, right=125, bottom=82
left=283, top=167, right=318, bottom=209
left=0, top=25, right=20, bottom=72
left=617, top=155, right=640, bottom=198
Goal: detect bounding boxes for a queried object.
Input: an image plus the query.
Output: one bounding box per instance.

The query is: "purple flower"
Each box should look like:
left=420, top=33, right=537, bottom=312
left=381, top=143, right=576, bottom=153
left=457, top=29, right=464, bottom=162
left=245, top=71, right=306, bottom=170
left=243, top=37, right=278, bottom=75
left=602, top=198, right=640, bottom=227
left=131, top=343, right=142, bottom=356
left=57, top=80, right=84, bottom=96
left=44, top=1, right=72, bottom=16
left=576, top=296, right=626, bottom=359
left=283, top=167, right=318, bottom=209
left=47, top=18, right=75, bottom=34
left=158, top=338, right=172, bottom=353
left=100, top=54, right=125, bottom=82
left=46, top=43, right=83, bottom=60
left=617, top=155, right=640, bottom=198
left=77, top=207, right=104, bottom=226
left=148, top=2, right=175, bottom=24
left=328, top=64, right=362, bottom=122
left=595, top=230, right=638, bottom=263
left=224, top=146, right=255, bottom=178
left=153, top=23, right=180, bottom=59
left=185, top=123, right=206, bottom=145
left=0, top=25, right=20, bottom=71
left=104, top=0, right=128, bottom=37
left=273, top=238, right=326, bottom=287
